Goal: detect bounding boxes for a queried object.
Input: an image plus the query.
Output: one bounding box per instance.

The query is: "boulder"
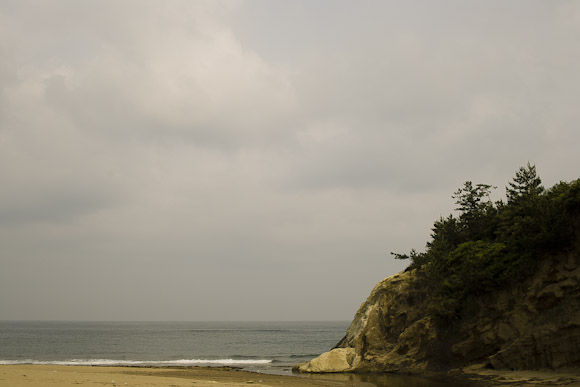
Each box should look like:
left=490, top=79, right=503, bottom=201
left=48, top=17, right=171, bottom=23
left=293, top=348, right=357, bottom=373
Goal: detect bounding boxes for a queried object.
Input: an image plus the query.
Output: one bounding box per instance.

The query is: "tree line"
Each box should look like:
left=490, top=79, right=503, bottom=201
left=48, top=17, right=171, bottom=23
left=393, top=163, right=580, bottom=323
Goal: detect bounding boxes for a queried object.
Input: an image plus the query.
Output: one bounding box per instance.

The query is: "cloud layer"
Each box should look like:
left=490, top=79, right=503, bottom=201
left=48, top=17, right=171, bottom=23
left=1, top=0, right=579, bottom=320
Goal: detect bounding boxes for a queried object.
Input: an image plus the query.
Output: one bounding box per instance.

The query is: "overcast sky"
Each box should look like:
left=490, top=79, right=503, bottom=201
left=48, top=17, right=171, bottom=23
left=1, top=0, right=579, bottom=321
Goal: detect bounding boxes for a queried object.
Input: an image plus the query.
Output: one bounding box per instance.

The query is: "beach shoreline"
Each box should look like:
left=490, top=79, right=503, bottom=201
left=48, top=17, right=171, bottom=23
left=2, top=364, right=579, bottom=387
left=0, top=364, right=364, bottom=387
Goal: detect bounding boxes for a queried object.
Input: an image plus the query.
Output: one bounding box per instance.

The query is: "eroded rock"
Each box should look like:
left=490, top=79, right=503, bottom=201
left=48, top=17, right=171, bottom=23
left=295, top=251, right=580, bottom=373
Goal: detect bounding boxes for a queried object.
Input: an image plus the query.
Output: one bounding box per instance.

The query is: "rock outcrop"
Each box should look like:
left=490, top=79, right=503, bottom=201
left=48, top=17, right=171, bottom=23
left=294, top=251, right=580, bottom=373
left=294, top=348, right=356, bottom=373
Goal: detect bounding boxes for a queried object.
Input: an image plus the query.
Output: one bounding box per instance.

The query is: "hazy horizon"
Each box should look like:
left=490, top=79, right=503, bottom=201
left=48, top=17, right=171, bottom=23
left=0, top=319, right=352, bottom=322
left=1, top=0, right=579, bottom=321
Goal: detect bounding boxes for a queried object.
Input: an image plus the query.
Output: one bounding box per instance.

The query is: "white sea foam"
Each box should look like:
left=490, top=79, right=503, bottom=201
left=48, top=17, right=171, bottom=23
left=0, top=359, right=273, bottom=366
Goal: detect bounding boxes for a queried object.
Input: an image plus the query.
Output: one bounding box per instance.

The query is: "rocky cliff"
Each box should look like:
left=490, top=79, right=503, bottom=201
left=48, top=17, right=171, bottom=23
left=294, top=250, right=580, bottom=374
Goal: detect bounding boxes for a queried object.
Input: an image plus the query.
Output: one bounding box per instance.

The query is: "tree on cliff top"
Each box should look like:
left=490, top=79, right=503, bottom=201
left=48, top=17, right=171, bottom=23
left=506, top=162, right=544, bottom=203
left=393, top=164, right=580, bottom=323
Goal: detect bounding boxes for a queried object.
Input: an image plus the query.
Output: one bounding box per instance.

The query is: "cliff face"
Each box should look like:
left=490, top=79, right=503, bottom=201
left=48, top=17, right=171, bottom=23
left=295, top=250, right=580, bottom=373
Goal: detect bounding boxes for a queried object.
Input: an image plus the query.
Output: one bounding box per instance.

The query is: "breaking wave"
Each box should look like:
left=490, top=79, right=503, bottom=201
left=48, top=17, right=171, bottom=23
left=0, top=358, right=273, bottom=366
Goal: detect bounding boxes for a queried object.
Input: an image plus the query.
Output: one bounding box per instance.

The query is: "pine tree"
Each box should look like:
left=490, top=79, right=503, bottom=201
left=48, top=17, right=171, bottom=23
left=506, top=162, right=544, bottom=203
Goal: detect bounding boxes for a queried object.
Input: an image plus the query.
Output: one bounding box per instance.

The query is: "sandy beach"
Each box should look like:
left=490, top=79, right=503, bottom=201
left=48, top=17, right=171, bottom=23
left=0, top=365, right=368, bottom=387
left=3, top=364, right=580, bottom=387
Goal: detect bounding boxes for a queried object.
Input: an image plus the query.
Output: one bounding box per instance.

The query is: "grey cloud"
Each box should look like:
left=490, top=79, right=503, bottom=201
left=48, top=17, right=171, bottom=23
left=0, top=189, right=115, bottom=226
left=1, top=1, right=579, bottom=321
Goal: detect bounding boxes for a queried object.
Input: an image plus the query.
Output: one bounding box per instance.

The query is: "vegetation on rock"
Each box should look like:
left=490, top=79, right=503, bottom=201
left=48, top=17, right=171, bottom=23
left=393, top=163, right=580, bottom=323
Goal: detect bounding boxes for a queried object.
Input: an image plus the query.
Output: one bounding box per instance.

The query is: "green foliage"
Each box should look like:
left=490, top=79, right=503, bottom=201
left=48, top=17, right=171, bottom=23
left=392, top=164, right=580, bottom=325
left=452, top=182, right=498, bottom=242
left=506, top=162, right=544, bottom=204
left=453, top=181, right=494, bottom=216
left=424, top=240, right=506, bottom=321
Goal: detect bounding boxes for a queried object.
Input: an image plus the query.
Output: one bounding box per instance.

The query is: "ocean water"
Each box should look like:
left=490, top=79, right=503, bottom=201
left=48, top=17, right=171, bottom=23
left=0, top=321, right=348, bottom=374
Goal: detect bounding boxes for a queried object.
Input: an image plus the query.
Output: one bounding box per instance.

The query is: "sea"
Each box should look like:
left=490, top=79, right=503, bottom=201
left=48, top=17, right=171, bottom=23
left=0, top=321, right=475, bottom=387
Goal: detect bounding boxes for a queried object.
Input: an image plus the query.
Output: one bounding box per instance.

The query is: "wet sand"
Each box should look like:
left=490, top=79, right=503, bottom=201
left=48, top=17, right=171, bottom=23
left=458, top=364, right=580, bottom=386
left=0, top=365, right=366, bottom=387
